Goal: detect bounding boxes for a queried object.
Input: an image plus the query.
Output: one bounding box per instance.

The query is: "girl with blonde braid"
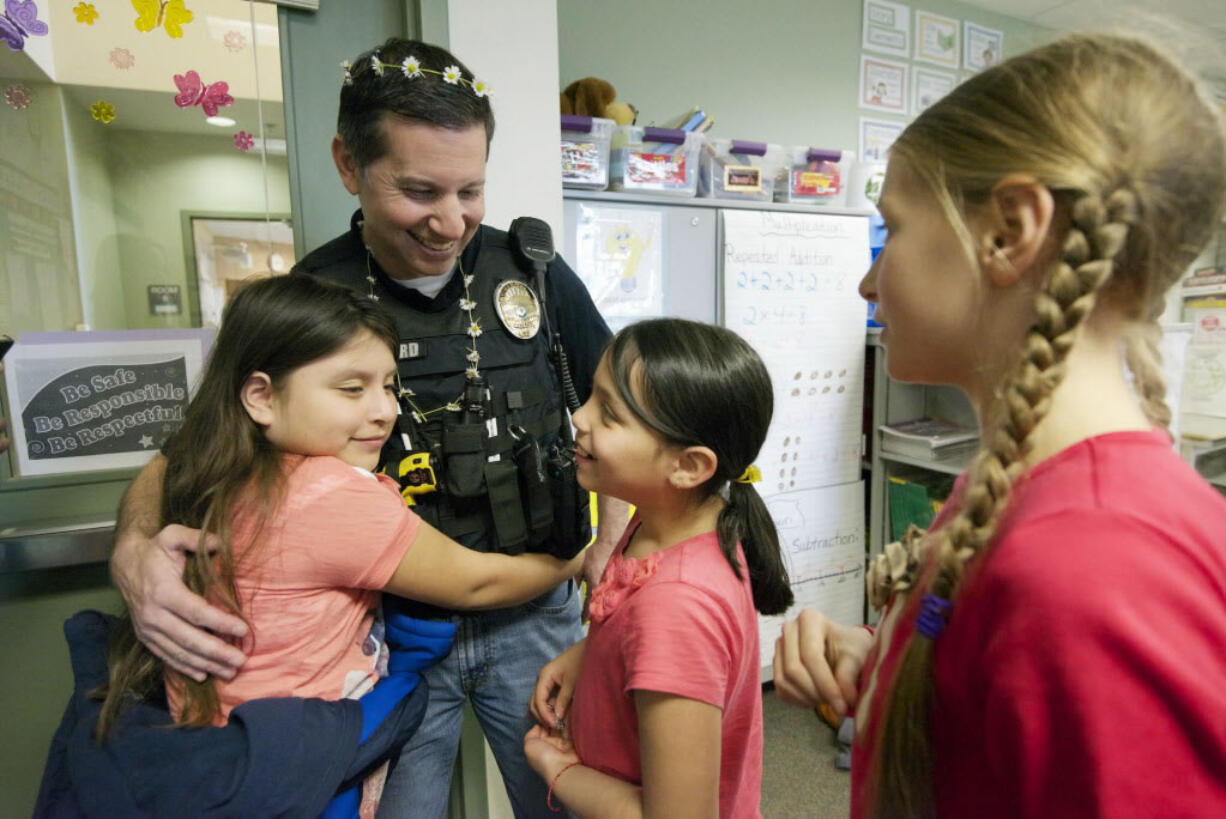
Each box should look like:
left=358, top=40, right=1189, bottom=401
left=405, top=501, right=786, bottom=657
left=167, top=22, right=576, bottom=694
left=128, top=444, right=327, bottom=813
left=773, top=33, right=1226, bottom=818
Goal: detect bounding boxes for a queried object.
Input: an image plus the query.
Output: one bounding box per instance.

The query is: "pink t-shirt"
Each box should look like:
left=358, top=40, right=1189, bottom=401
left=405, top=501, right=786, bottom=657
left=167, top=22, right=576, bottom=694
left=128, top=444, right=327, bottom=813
left=168, top=455, right=419, bottom=722
left=570, top=521, right=763, bottom=819
left=851, top=430, right=1226, bottom=818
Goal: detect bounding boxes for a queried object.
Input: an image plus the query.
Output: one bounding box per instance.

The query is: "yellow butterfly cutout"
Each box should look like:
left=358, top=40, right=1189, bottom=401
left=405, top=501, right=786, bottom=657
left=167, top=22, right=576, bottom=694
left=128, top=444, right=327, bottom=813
left=132, top=0, right=193, bottom=39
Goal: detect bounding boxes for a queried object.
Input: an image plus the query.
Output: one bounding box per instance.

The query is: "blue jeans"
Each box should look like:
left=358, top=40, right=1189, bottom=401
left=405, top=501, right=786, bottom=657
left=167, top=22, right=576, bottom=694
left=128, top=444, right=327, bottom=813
left=378, top=580, right=582, bottom=818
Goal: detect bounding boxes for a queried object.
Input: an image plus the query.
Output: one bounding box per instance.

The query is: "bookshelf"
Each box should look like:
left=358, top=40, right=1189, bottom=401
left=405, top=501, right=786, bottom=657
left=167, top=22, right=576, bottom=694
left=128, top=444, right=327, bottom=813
left=864, top=329, right=976, bottom=562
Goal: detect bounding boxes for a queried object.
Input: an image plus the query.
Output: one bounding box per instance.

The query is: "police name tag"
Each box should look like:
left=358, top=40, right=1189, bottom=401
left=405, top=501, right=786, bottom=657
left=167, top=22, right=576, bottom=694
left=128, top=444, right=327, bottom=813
left=398, top=341, right=426, bottom=360
left=493, top=280, right=542, bottom=340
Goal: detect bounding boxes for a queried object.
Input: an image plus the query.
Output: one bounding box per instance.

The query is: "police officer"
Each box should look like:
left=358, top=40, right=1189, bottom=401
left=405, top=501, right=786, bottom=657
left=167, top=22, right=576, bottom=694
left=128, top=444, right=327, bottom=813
left=110, top=38, right=628, bottom=818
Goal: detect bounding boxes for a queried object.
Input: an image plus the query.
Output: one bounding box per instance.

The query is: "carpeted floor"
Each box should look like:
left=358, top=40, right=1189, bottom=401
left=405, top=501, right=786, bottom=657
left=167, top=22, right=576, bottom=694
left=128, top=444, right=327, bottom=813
left=760, top=685, right=851, bottom=818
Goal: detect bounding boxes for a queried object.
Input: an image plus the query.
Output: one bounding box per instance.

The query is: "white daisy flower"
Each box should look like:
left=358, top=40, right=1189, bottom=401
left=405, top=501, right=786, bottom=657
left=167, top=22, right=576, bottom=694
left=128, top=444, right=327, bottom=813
left=472, top=79, right=491, bottom=98
left=464, top=274, right=475, bottom=287
left=341, top=60, right=353, bottom=85
left=459, top=298, right=476, bottom=311
left=370, top=55, right=385, bottom=76
left=466, top=350, right=480, bottom=363
left=442, top=65, right=463, bottom=84
left=401, top=56, right=422, bottom=79
left=466, top=366, right=481, bottom=380
left=468, top=321, right=483, bottom=338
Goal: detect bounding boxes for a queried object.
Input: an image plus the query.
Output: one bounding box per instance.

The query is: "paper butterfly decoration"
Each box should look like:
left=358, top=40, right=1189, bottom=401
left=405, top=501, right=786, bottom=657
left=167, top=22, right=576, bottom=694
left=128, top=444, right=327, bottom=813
left=173, top=70, right=233, bottom=118
left=133, top=0, right=193, bottom=39
left=0, top=0, right=49, bottom=52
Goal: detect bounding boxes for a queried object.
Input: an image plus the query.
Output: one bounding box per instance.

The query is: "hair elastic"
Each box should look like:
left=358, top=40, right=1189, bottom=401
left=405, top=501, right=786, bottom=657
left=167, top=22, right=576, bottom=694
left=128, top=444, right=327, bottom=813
left=915, top=593, right=952, bottom=639
left=734, top=465, right=762, bottom=484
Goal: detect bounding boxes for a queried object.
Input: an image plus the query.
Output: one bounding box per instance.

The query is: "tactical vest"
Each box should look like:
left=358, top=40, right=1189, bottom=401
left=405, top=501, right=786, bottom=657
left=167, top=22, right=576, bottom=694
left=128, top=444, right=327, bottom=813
left=300, top=223, right=590, bottom=560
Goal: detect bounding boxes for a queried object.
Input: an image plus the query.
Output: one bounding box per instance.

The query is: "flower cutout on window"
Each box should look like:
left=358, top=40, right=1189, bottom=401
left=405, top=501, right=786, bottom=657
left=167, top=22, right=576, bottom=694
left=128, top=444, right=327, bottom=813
left=109, top=48, right=135, bottom=69
left=472, top=79, right=491, bottom=98
left=370, top=54, right=385, bottom=76
left=442, top=65, right=462, bottom=85
left=91, top=100, right=116, bottom=124
left=223, top=30, right=246, bottom=52
left=73, top=2, right=99, bottom=24
left=233, top=130, right=254, bottom=152
left=401, top=56, right=421, bottom=78
left=4, top=83, right=31, bottom=110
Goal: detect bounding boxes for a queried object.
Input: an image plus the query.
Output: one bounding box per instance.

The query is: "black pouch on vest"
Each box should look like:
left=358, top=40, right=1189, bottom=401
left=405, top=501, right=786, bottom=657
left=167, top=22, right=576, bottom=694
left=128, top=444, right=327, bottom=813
left=442, top=422, right=488, bottom=498
left=484, top=458, right=527, bottom=554
left=513, top=433, right=554, bottom=547
left=545, top=442, right=590, bottom=560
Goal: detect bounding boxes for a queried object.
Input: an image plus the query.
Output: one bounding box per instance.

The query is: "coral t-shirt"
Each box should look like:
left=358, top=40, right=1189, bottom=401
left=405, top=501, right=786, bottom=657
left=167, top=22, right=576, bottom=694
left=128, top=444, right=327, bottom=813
left=569, top=521, right=763, bottom=819
left=168, top=455, right=419, bottom=722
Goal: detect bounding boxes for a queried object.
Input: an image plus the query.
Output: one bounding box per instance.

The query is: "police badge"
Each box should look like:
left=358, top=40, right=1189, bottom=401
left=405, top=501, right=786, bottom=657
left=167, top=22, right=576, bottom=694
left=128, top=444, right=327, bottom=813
left=493, top=279, right=542, bottom=340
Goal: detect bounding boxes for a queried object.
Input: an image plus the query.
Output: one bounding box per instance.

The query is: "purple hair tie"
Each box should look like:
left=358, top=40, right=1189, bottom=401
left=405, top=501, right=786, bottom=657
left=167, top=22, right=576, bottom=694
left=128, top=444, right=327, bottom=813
left=916, top=594, right=952, bottom=639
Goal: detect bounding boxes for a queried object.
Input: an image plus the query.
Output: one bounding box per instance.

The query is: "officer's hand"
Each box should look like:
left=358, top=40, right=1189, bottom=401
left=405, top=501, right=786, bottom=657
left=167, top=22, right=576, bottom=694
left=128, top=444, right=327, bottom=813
left=112, top=524, right=247, bottom=681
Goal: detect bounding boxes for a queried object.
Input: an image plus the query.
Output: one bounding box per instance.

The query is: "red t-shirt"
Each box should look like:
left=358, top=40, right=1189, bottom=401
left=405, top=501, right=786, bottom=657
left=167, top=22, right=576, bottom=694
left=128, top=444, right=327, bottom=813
left=570, top=522, right=763, bottom=818
left=852, top=430, right=1226, bottom=818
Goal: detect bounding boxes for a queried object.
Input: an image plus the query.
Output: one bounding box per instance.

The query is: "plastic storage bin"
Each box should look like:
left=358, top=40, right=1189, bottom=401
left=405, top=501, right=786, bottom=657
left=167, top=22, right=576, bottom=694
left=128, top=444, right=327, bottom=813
left=560, top=115, right=614, bottom=190
left=774, top=147, right=855, bottom=206
left=608, top=126, right=702, bottom=197
left=699, top=138, right=785, bottom=202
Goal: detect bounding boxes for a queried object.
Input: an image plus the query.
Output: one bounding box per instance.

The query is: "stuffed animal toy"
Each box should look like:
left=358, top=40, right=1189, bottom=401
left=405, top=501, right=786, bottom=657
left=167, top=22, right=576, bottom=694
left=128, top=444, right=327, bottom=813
left=560, top=77, right=636, bottom=126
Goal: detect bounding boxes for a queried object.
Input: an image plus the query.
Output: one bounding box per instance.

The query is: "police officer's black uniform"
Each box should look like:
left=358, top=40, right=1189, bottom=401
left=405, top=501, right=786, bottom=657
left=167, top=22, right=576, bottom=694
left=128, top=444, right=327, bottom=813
left=294, top=211, right=611, bottom=615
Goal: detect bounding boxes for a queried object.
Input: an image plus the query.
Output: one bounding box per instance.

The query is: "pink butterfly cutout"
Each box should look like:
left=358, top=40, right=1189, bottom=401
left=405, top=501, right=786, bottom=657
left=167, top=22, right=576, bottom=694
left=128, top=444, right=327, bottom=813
left=172, top=70, right=233, bottom=117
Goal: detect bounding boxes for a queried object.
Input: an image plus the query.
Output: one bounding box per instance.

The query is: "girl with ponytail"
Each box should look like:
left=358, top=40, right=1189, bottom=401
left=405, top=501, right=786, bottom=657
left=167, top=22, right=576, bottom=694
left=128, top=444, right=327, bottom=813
left=774, top=32, right=1226, bottom=818
left=525, top=318, right=791, bottom=817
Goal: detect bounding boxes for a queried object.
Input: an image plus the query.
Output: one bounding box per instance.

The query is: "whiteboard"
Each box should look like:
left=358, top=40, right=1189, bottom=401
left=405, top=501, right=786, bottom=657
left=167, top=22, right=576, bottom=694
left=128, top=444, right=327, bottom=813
left=758, top=481, right=867, bottom=667
left=720, top=209, right=871, bottom=643
left=722, top=210, right=869, bottom=491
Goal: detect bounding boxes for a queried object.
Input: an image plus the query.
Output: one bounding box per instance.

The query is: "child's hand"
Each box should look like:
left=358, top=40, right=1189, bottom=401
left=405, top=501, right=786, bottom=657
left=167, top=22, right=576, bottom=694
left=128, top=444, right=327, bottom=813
left=530, top=639, right=586, bottom=734
left=523, top=723, right=579, bottom=781
left=773, top=608, right=873, bottom=718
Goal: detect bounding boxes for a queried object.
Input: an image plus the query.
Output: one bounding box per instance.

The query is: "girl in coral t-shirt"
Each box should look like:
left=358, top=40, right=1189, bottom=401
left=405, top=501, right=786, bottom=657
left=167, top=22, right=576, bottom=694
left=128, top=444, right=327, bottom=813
left=524, top=319, right=792, bottom=818
left=97, top=275, right=579, bottom=813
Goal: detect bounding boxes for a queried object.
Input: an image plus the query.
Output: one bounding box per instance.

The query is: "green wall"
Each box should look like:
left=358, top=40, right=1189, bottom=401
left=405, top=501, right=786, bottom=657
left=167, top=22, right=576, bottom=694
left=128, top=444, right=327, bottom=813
left=62, top=91, right=126, bottom=331
left=558, top=0, right=1052, bottom=151
left=0, top=81, right=84, bottom=334
left=106, top=131, right=291, bottom=330
left=0, top=565, right=121, bottom=814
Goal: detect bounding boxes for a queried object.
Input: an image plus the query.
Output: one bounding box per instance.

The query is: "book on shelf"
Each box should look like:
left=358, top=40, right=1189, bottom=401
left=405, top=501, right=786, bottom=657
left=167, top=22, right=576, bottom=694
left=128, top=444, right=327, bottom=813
left=880, top=417, right=978, bottom=460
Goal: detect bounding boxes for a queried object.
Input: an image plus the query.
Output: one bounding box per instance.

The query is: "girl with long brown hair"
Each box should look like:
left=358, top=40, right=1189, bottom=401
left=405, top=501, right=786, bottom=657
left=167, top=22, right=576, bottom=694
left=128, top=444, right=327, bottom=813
left=775, top=33, right=1226, bottom=817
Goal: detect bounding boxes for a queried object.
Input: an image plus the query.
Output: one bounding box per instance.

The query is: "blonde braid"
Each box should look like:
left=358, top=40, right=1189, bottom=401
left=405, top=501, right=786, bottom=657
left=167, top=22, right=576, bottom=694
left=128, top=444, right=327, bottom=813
left=869, top=188, right=1135, bottom=819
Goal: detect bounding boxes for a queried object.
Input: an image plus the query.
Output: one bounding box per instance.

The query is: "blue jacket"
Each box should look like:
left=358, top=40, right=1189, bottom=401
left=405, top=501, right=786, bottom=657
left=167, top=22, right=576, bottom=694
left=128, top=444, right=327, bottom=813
left=35, top=609, right=454, bottom=818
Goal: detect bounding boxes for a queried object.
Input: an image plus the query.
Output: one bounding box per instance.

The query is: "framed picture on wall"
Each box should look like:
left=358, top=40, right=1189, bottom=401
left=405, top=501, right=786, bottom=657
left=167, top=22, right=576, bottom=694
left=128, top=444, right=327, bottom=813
left=3, top=329, right=214, bottom=477
left=184, top=214, right=296, bottom=328
left=964, top=21, right=1003, bottom=71
left=914, top=9, right=961, bottom=69
left=859, top=55, right=908, bottom=115
left=861, top=0, right=911, bottom=58
left=911, top=66, right=957, bottom=114
left=859, top=117, right=906, bottom=163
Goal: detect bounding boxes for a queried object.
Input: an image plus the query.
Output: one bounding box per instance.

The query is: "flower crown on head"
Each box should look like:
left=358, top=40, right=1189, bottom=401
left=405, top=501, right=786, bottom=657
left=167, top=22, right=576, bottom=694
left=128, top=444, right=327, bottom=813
left=341, top=52, right=491, bottom=98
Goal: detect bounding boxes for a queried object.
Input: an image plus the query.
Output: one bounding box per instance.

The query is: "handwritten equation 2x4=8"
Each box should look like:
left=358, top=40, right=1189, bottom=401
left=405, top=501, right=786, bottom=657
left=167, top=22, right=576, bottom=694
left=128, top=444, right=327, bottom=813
left=733, top=270, right=850, bottom=293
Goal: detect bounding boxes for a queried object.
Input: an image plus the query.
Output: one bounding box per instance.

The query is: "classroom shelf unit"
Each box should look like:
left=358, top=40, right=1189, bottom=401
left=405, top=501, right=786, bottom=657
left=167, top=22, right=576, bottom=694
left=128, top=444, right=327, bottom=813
left=865, top=329, right=976, bottom=562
